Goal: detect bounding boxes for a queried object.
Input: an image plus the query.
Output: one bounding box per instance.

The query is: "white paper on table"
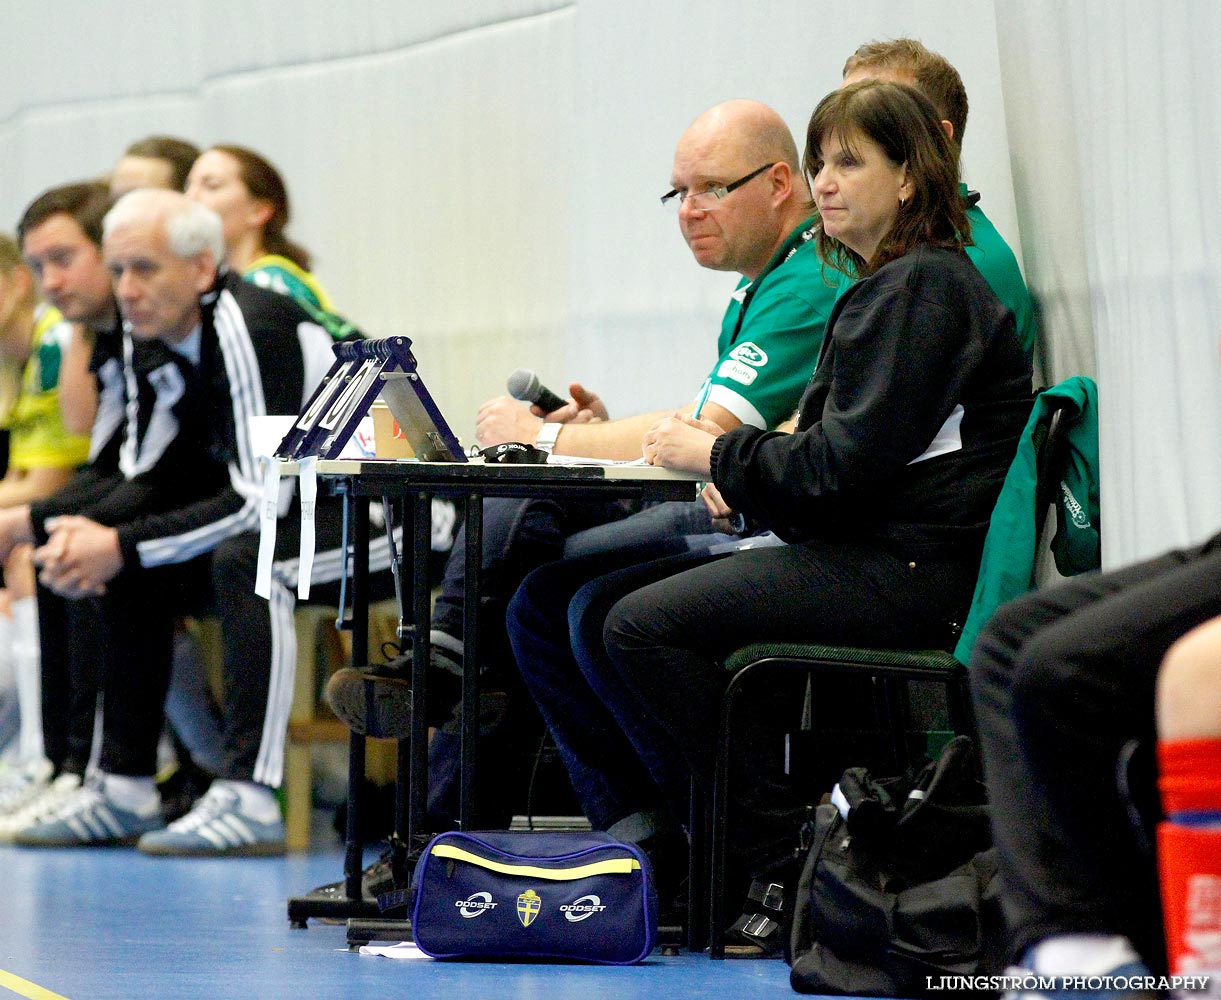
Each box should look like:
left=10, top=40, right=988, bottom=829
left=544, top=453, right=649, bottom=467
left=248, top=415, right=296, bottom=460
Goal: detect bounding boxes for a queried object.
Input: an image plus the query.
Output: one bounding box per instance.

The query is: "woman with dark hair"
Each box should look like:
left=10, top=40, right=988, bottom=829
left=591, top=80, right=1032, bottom=950
left=186, top=145, right=335, bottom=316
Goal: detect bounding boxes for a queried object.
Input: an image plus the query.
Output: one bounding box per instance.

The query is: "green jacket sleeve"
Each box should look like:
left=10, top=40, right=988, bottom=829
left=953, top=376, right=1101, bottom=664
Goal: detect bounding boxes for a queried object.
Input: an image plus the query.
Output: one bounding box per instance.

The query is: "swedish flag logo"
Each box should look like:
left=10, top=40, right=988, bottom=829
left=516, top=889, right=541, bottom=928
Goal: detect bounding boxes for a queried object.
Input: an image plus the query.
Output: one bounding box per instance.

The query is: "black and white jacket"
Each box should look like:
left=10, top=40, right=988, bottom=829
left=32, top=271, right=335, bottom=569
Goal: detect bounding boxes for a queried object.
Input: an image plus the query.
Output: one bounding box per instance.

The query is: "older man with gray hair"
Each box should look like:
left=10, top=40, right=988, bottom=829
left=0, top=188, right=341, bottom=854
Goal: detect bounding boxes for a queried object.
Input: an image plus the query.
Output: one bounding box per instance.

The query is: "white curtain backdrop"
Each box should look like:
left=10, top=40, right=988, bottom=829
left=994, top=0, right=1221, bottom=563
left=1, top=0, right=1217, bottom=567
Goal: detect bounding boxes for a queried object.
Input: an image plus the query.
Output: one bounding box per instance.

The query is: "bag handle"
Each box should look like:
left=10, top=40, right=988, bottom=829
left=431, top=844, right=642, bottom=881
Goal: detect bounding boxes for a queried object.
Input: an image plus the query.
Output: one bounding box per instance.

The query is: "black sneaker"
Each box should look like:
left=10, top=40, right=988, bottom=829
left=325, top=647, right=463, bottom=740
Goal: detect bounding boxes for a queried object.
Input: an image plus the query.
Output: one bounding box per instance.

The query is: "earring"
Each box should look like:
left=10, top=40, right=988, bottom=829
left=899, top=196, right=907, bottom=207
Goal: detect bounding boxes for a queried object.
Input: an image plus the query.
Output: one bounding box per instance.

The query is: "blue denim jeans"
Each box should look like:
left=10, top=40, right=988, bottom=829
left=562, top=499, right=718, bottom=558
left=431, top=496, right=636, bottom=641
left=508, top=545, right=727, bottom=830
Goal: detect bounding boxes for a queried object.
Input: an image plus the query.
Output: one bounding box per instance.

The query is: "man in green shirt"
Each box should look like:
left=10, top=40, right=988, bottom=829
left=840, top=37, right=1038, bottom=360
left=327, top=100, right=837, bottom=754
left=476, top=100, right=831, bottom=457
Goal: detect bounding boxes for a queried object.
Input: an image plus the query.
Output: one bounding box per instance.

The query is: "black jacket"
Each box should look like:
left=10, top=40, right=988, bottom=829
left=710, top=245, right=1032, bottom=557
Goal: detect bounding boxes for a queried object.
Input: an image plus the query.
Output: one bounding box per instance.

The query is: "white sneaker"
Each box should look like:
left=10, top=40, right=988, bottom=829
left=0, top=772, right=83, bottom=843
left=0, top=759, right=54, bottom=817
left=13, top=777, right=163, bottom=847
left=137, top=783, right=285, bottom=857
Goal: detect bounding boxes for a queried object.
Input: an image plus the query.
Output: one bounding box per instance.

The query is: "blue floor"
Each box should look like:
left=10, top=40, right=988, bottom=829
left=0, top=835, right=802, bottom=1000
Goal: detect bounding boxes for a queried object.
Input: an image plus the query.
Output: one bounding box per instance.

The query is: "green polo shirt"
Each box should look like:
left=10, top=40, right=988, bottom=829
left=696, top=218, right=835, bottom=429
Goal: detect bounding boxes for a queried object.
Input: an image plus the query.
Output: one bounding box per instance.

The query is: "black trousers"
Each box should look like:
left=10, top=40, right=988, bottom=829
left=39, top=553, right=214, bottom=779
left=603, top=534, right=979, bottom=876
left=39, top=498, right=394, bottom=785
left=968, top=534, right=1221, bottom=968
left=38, top=579, right=103, bottom=777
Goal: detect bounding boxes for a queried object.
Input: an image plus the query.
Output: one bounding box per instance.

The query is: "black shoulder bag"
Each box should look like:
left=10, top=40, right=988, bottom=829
left=789, top=735, right=1006, bottom=997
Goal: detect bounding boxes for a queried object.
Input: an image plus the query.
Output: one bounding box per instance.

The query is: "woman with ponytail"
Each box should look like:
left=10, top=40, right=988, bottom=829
left=186, top=145, right=338, bottom=318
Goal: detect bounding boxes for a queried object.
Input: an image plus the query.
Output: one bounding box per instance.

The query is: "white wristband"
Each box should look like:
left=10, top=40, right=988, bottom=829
left=535, top=421, right=561, bottom=453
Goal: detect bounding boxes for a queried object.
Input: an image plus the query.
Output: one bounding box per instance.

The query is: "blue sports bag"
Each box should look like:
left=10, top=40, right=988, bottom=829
left=410, top=829, right=658, bottom=964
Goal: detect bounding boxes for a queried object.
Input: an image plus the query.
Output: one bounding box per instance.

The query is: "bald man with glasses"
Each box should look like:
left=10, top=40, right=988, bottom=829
left=326, top=102, right=836, bottom=827
left=476, top=99, right=827, bottom=459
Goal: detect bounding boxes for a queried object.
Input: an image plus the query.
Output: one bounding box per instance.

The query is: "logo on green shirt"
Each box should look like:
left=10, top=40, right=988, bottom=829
left=730, top=342, right=768, bottom=366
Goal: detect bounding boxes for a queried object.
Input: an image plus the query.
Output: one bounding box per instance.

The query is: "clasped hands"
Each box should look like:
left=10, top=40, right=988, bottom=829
left=475, top=382, right=608, bottom=448
left=641, top=411, right=722, bottom=473
left=642, top=412, right=743, bottom=532
left=32, top=516, right=122, bottom=598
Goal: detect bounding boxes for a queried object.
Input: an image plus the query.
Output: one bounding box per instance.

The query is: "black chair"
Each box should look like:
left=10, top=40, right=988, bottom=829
left=703, top=382, right=1095, bottom=958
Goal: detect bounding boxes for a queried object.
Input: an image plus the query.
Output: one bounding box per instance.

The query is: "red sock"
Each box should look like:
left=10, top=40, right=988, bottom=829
left=1158, top=738, right=1221, bottom=979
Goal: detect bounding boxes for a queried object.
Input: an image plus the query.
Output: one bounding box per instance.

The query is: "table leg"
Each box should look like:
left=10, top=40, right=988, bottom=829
left=408, top=492, right=432, bottom=844
left=460, top=493, right=481, bottom=828
left=391, top=496, right=409, bottom=844
left=343, top=496, right=371, bottom=899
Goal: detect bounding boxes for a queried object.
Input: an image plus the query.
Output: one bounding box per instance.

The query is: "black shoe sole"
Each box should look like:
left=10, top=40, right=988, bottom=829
left=326, top=669, right=412, bottom=740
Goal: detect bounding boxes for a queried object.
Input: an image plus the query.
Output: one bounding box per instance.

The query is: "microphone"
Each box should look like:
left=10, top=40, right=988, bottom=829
left=506, top=368, right=567, bottom=414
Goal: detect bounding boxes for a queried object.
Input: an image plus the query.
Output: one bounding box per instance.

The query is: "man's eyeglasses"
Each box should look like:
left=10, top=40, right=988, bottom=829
left=660, top=163, right=776, bottom=212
